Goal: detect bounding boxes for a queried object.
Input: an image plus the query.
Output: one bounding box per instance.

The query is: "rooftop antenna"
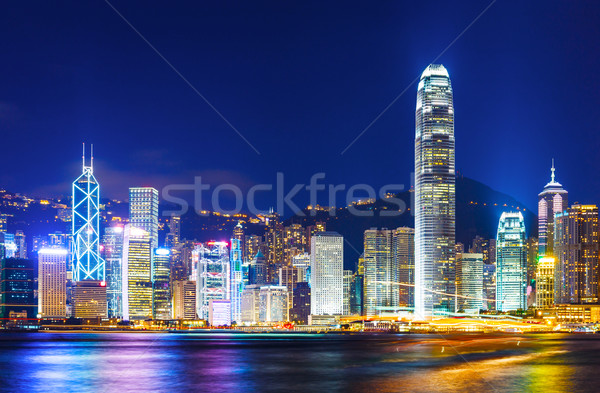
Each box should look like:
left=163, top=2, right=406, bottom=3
left=551, top=158, right=555, bottom=183
left=91, top=144, right=94, bottom=172
left=82, top=142, right=86, bottom=170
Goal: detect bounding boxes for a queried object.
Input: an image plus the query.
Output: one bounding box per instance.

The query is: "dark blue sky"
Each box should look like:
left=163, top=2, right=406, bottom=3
left=1, top=1, right=599, bottom=212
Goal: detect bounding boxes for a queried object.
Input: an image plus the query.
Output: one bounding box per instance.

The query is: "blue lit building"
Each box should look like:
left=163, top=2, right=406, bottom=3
left=496, top=212, right=527, bottom=312
left=0, top=258, right=37, bottom=327
left=103, top=225, right=124, bottom=318
left=72, top=144, right=104, bottom=281
left=230, top=238, right=244, bottom=324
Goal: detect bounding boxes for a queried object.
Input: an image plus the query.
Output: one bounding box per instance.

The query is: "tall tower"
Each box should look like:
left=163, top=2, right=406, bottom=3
left=129, top=187, right=159, bottom=249
left=310, top=232, right=343, bottom=316
left=538, top=160, right=568, bottom=257
left=414, top=64, right=455, bottom=317
left=72, top=144, right=104, bottom=282
left=496, top=212, right=527, bottom=312
left=363, top=229, right=396, bottom=317
left=230, top=236, right=244, bottom=323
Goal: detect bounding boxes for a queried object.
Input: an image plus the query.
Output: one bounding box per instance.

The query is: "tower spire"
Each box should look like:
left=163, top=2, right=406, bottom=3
left=82, top=142, right=86, bottom=170
left=551, top=158, right=556, bottom=183
left=91, top=144, right=94, bottom=172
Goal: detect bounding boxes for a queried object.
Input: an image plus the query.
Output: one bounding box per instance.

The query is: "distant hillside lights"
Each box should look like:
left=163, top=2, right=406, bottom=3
left=161, top=173, right=409, bottom=218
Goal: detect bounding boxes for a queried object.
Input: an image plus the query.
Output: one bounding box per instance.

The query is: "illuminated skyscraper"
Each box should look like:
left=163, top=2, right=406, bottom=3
left=310, top=232, right=343, bottom=316
left=165, top=215, right=181, bottom=248
left=129, top=187, right=159, bottom=249
left=102, top=225, right=124, bottom=318
left=72, top=144, right=104, bottom=281
left=259, top=285, right=288, bottom=323
left=554, top=205, right=599, bottom=304
left=122, top=225, right=153, bottom=320
left=172, top=280, right=196, bottom=319
left=363, top=229, right=396, bottom=317
left=152, top=248, right=171, bottom=320
left=196, top=242, right=230, bottom=321
left=393, top=227, right=415, bottom=309
left=230, top=237, right=244, bottom=323
left=536, top=256, right=555, bottom=309
left=38, top=248, right=68, bottom=318
left=414, top=64, right=455, bottom=317
left=496, top=212, right=527, bottom=312
left=538, top=161, right=568, bottom=257
left=455, top=253, right=483, bottom=312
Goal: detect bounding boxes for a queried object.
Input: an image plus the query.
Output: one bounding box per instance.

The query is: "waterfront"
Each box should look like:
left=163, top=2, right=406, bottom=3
left=0, top=333, right=599, bottom=392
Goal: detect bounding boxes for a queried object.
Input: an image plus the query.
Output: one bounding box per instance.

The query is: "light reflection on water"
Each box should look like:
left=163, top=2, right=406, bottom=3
left=0, top=333, right=598, bottom=392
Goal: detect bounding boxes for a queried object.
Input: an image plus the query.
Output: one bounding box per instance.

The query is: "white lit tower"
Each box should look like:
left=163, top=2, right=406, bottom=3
left=72, top=144, right=104, bottom=282
left=230, top=235, right=244, bottom=323
left=414, top=64, right=456, bottom=318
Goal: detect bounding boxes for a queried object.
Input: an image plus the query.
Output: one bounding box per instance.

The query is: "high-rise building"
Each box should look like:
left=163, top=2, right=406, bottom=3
left=244, top=235, right=263, bottom=265
left=536, top=256, right=555, bottom=309
left=455, top=253, right=483, bottom=312
left=394, top=227, right=415, bottom=309
left=496, top=212, right=527, bottom=312
left=248, top=250, right=267, bottom=286
left=343, top=270, right=352, bottom=315
left=232, top=222, right=244, bottom=260
left=15, top=230, right=26, bottom=259
left=152, top=248, right=171, bottom=320
left=102, top=225, right=124, bottom=318
left=230, top=237, right=244, bottom=324
left=414, top=64, right=456, bottom=318
left=241, top=284, right=261, bottom=324
left=292, top=253, right=310, bottom=283
left=0, top=258, right=37, bottom=325
left=196, top=242, right=229, bottom=321
left=38, top=248, right=67, bottom=318
left=284, top=223, right=308, bottom=264
left=72, top=144, right=104, bottom=282
left=172, top=280, right=196, bottom=319
left=129, top=187, right=159, bottom=249
left=265, top=212, right=284, bottom=284
left=363, top=229, right=396, bottom=316
left=310, top=232, right=343, bottom=316
left=0, top=214, right=6, bottom=233
left=526, top=237, right=539, bottom=308
left=72, top=281, right=107, bottom=319
left=122, top=225, right=153, bottom=320
left=554, top=204, right=599, bottom=304
left=209, top=299, right=231, bottom=326
left=290, top=282, right=311, bottom=324
left=538, top=161, right=568, bottom=258
left=165, top=215, right=181, bottom=248
left=350, top=273, right=364, bottom=316
left=259, top=285, right=288, bottom=323
left=482, top=263, right=496, bottom=311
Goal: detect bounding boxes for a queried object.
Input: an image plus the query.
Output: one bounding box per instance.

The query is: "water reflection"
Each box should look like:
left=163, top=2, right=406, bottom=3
left=0, top=333, right=596, bottom=392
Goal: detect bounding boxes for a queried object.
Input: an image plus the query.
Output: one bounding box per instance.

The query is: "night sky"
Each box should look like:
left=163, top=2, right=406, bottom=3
left=1, top=1, right=599, bottom=214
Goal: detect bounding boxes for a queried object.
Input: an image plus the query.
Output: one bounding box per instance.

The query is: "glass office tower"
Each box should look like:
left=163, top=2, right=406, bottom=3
left=414, top=64, right=455, bottom=317
left=496, top=212, right=527, bottom=311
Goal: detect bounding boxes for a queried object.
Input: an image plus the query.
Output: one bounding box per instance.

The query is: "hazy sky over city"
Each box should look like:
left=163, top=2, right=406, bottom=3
left=1, top=1, right=599, bottom=212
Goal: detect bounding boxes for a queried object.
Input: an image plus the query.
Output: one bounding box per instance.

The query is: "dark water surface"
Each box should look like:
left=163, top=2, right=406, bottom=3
left=0, top=332, right=598, bottom=392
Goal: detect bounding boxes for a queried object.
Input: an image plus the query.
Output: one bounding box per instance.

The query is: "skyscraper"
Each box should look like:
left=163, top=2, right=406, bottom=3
left=455, top=253, right=483, bottom=312
left=363, top=229, right=396, bottom=316
left=393, top=227, right=415, bottom=309
left=536, top=256, right=555, bottom=309
left=554, top=204, right=599, bottom=304
left=38, top=248, right=67, bottom=318
left=196, top=242, right=230, bottom=321
left=72, top=144, right=104, bottom=282
left=171, top=280, right=196, bottom=319
left=538, top=161, right=568, bottom=257
left=152, top=248, right=171, bottom=320
left=103, top=225, right=124, bottom=318
left=122, top=225, right=153, bottom=320
left=310, top=232, right=343, bottom=316
left=496, top=212, right=527, bottom=312
left=129, top=187, right=159, bottom=249
left=0, top=258, right=37, bottom=325
left=230, top=237, right=244, bottom=323
left=414, top=64, right=455, bottom=318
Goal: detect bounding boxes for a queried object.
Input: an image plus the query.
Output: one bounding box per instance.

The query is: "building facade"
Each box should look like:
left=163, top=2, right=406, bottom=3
left=496, top=212, right=527, bottom=312
left=554, top=205, right=599, bottom=304
left=310, top=232, right=343, bottom=316
left=536, top=256, right=555, bottom=309
left=129, top=187, right=159, bottom=249
left=38, top=248, right=67, bottom=318
left=456, top=253, right=483, bottom=312
left=152, top=248, right=171, bottom=320
left=414, top=64, right=456, bottom=317
left=122, top=225, right=153, bottom=320
left=103, top=225, right=124, bottom=318
left=538, top=162, right=568, bottom=258
left=196, top=242, right=230, bottom=321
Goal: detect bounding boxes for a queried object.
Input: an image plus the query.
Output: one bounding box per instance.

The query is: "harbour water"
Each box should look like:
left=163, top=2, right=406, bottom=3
left=0, top=332, right=598, bottom=392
